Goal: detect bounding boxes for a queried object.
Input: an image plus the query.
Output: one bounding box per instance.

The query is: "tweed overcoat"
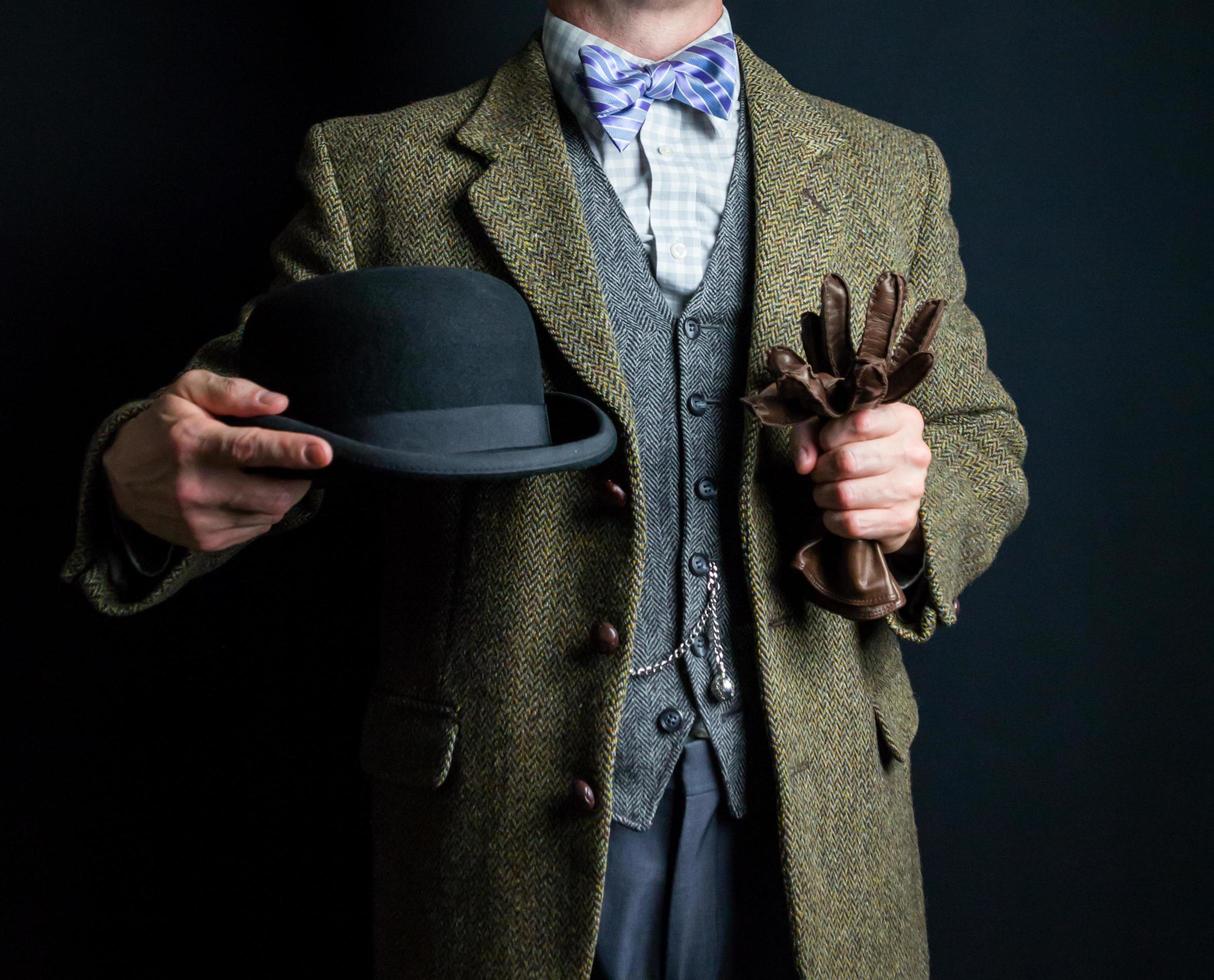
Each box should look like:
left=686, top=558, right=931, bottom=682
left=60, top=29, right=1030, bottom=980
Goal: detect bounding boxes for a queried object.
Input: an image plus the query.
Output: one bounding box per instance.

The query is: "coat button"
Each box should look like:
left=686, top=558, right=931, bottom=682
left=591, top=620, right=621, bottom=654
left=686, top=392, right=708, bottom=415
left=688, top=553, right=710, bottom=576
left=694, top=477, right=717, bottom=499
left=571, top=778, right=597, bottom=812
left=657, top=707, right=684, bottom=734
left=600, top=477, right=628, bottom=510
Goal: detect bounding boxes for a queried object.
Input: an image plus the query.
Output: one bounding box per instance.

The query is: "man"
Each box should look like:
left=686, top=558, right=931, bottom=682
left=60, top=0, right=1030, bottom=976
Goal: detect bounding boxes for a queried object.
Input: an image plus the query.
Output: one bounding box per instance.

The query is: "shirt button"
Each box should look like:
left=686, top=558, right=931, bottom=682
left=670, top=241, right=687, bottom=259
left=657, top=707, right=684, bottom=734
left=657, top=144, right=674, bottom=156
left=688, top=553, right=710, bottom=576
left=570, top=778, right=597, bottom=813
left=591, top=620, right=621, bottom=654
left=694, top=477, right=717, bottom=499
left=686, top=392, right=708, bottom=415
left=682, top=318, right=701, bottom=339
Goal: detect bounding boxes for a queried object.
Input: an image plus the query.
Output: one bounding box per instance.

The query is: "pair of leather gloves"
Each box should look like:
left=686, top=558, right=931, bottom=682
left=740, top=270, right=946, bottom=621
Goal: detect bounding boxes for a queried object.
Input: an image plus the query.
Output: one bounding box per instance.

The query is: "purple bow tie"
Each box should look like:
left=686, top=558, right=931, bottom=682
left=576, top=32, right=739, bottom=152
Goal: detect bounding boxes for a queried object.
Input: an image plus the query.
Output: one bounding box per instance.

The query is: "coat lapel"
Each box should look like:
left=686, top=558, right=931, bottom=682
left=454, top=30, right=636, bottom=435
left=732, top=36, right=851, bottom=495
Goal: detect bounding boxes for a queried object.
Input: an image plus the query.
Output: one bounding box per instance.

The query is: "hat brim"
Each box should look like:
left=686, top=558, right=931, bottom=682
left=216, top=391, right=618, bottom=482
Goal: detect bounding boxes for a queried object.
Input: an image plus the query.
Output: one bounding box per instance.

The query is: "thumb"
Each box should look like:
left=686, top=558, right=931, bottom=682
left=791, top=417, right=821, bottom=475
left=172, top=369, right=289, bottom=418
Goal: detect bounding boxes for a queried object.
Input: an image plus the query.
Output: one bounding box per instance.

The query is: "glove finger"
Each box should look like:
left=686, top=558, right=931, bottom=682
left=885, top=351, right=934, bottom=402
left=767, top=345, right=807, bottom=375
left=890, top=297, right=948, bottom=370
left=739, top=389, right=818, bottom=426
left=817, top=273, right=853, bottom=377
left=857, top=271, right=905, bottom=363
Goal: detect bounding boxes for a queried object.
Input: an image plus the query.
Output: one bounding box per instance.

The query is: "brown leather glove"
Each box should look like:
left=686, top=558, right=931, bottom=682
left=740, top=270, right=947, bottom=620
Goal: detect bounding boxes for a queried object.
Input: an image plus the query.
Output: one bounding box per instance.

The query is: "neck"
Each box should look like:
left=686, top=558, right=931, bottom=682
left=546, top=0, right=724, bottom=60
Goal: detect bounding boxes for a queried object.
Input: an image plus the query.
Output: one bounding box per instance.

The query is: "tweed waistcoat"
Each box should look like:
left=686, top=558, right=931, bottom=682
left=559, top=89, right=756, bottom=831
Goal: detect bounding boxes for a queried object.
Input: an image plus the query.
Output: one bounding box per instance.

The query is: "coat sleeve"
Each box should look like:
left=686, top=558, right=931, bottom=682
left=883, top=132, right=1030, bottom=644
left=58, top=120, right=359, bottom=617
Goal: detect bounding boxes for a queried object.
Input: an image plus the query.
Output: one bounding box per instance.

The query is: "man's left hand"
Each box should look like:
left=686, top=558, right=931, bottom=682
left=790, top=403, right=930, bottom=555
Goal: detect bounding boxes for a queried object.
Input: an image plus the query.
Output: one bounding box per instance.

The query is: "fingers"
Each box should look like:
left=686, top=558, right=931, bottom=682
left=811, top=431, right=905, bottom=484
left=185, top=417, right=333, bottom=470
left=811, top=469, right=925, bottom=512
left=172, top=368, right=289, bottom=418
left=820, top=500, right=920, bottom=543
left=180, top=517, right=277, bottom=553
left=171, top=469, right=314, bottom=552
left=177, top=467, right=315, bottom=517
left=817, top=404, right=915, bottom=453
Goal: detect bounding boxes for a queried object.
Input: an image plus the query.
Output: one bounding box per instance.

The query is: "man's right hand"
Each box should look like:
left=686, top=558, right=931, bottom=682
left=101, top=369, right=333, bottom=553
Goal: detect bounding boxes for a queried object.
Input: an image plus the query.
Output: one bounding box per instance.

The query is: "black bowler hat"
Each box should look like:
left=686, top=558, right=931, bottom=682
left=215, top=266, right=617, bottom=482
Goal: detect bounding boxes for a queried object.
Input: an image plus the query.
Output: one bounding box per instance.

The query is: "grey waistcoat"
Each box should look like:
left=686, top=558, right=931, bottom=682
left=559, top=90, right=757, bottom=832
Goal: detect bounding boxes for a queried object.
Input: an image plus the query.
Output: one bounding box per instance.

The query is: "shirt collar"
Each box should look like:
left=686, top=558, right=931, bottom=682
left=541, top=5, right=736, bottom=143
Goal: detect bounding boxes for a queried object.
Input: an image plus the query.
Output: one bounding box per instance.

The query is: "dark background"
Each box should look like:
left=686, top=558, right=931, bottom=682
left=4, top=1, right=1210, bottom=976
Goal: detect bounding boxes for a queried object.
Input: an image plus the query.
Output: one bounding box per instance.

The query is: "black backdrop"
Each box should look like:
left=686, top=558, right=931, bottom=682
left=4, top=1, right=1210, bottom=976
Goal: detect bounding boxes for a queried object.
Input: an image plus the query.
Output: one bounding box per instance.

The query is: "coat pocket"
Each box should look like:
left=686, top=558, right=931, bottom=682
left=872, top=696, right=910, bottom=767
left=861, top=626, right=921, bottom=769
left=358, top=690, right=460, bottom=789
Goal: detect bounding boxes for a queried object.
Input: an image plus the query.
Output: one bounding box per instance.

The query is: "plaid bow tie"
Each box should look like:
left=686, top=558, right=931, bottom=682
left=576, top=32, right=738, bottom=152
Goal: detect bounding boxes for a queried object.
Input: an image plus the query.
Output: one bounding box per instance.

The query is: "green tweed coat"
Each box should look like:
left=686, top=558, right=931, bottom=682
left=60, top=29, right=1029, bottom=979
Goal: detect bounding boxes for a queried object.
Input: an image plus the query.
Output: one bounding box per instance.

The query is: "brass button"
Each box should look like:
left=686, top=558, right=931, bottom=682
left=600, top=477, right=628, bottom=510
left=571, top=778, right=597, bottom=812
left=591, top=620, right=621, bottom=654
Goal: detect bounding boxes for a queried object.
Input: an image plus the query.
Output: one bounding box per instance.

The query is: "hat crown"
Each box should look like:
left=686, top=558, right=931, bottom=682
left=239, top=266, right=545, bottom=424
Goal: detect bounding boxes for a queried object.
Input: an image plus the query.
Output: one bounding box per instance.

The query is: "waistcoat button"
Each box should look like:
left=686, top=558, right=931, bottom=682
left=570, top=778, right=597, bottom=812
left=591, top=620, right=621, bottom=654
left=694, top=477, right=717, bottom=499
left=691, top=634, right=709, bottom=658
left=682, top=319, right=701, bottom=339
left=687, top=392, right=708, bottom=415
left=688, top=553, right=710, bottom=576
left=657, top=707, right=684, bottom=734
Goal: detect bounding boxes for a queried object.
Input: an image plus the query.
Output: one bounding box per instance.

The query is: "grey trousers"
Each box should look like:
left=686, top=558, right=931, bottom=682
left=590, top=738, right=799, bottom=980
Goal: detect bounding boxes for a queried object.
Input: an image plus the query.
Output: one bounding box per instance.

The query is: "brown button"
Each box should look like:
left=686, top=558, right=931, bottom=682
left=600, top=477, right=628, bottom=510
left=591, top=620, right=621, bottom=654
left=570, top=778, right=597, bottom=812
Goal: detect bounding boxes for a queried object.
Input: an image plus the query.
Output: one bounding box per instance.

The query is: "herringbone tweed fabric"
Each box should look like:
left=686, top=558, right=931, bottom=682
left=59, top=28, right=1029, bottom=979
left=561, top=87, right=754, bottom=832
